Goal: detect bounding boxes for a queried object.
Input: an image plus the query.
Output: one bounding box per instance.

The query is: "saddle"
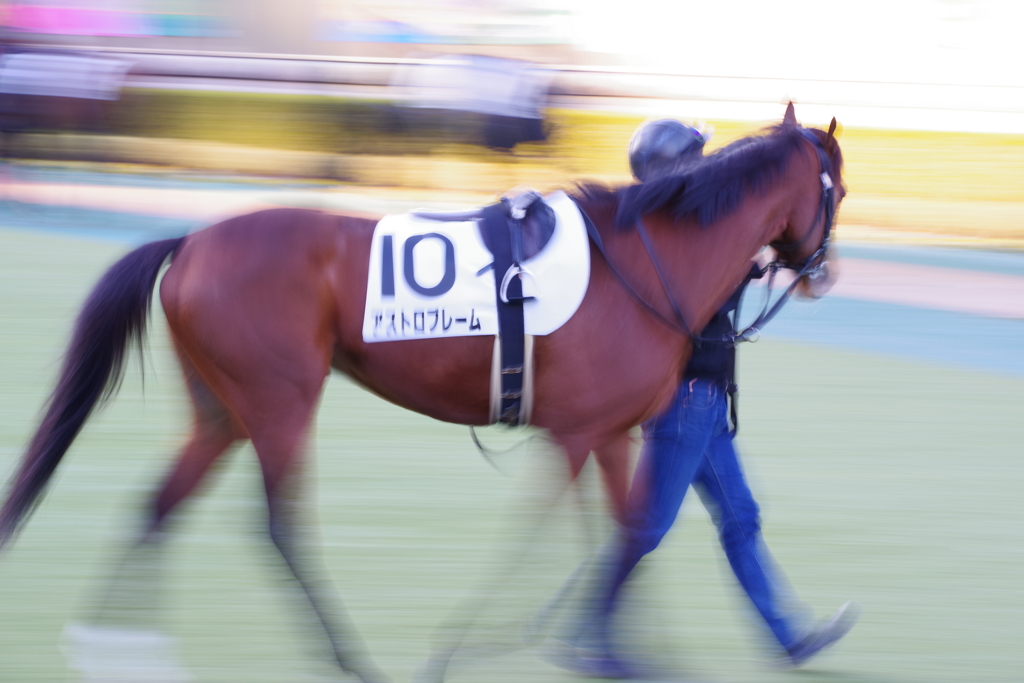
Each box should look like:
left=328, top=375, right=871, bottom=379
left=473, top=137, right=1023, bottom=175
left=413, top=189, right=555, bottom=426
left=413, top=190, right=556, bottom=264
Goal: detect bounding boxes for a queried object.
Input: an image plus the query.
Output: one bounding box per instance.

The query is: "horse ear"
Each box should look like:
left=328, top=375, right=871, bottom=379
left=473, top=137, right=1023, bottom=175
left=783, top=101, right=797, bottom=125
left=825, top=117, right=839, bottom=153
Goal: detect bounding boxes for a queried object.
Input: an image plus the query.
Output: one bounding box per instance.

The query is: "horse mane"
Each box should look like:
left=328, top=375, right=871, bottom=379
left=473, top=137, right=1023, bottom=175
left=606, top=123, right=813, bottom=229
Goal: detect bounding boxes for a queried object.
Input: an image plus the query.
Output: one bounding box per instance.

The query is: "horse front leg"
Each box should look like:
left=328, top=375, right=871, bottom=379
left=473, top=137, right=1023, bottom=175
left=416, top=433, right=611, bottom=683
left=591, top=432, right=636, bottom=525
left=242, top=386, right=388, bottom=683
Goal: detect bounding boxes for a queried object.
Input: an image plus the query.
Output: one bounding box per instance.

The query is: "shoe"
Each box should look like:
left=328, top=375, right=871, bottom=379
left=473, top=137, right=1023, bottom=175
left=782, top=601, right=862, bottom=669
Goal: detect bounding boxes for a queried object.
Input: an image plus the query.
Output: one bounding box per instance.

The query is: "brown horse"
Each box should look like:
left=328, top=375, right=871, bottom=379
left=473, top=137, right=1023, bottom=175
left=0, top=104, right=843, bottom=681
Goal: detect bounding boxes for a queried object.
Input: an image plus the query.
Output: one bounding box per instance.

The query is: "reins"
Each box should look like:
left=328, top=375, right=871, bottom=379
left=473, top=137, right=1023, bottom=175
left=580, top=209, right=700, bottom=339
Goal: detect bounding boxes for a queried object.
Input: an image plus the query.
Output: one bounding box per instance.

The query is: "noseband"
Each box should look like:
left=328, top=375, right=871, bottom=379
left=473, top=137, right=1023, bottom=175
left=579, top=126, right=838, bottom=347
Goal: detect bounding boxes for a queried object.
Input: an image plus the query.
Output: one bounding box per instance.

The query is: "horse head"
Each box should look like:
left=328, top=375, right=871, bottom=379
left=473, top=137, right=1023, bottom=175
left=770, top=102, right=845, bottom=299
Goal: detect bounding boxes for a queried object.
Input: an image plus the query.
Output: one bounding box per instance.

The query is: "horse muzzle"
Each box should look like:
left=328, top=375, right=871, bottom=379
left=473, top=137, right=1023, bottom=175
left=797, top=256, right=837, bottom=299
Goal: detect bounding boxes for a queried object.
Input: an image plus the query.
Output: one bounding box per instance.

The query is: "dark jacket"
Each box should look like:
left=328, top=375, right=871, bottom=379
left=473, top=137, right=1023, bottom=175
left=683, top=264, right=762, bottom=383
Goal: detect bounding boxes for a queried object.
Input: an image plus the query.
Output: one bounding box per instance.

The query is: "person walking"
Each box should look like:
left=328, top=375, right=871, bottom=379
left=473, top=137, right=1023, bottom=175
left=554, top=119, right=859, bottom=678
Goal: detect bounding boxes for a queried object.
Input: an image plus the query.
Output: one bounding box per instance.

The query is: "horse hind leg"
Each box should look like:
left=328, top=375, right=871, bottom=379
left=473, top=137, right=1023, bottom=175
left=146, top=349, right=244, bottom=536
left=210, top=360, right=387, bottom=683
left=65, top=350, right=241, bottom=681
left=101, top=351, right=241, bottom=614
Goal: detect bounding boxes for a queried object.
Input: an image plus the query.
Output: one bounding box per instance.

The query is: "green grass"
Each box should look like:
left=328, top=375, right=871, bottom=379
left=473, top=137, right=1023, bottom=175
left=1, top=226, right=1023, bottom=682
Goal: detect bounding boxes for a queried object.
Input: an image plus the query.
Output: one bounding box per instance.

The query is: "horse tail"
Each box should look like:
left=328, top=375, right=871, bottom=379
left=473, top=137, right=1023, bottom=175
left=0, top=236, right=185, bottom=549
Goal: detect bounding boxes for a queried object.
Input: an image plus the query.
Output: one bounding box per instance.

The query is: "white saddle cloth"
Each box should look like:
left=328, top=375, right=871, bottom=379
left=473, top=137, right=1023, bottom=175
left=361, top=190, right=590, bottom=343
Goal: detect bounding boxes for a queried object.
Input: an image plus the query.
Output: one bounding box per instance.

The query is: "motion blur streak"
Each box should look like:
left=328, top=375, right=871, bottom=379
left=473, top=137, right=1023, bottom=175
left=2, top=1, right=1023, bottom=682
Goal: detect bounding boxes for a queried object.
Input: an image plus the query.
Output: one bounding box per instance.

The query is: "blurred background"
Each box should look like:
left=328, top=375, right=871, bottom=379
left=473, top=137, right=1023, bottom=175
left=1, top=1, right=1022, bottom=682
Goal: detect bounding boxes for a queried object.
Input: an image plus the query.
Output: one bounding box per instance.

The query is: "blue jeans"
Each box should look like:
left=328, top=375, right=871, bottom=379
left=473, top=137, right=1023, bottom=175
left=596, top=378, right=810, bottom=650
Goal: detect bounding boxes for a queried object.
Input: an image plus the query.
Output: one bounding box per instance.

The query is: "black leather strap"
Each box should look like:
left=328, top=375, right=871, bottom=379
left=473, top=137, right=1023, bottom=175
left=480, top=202, right=527, bottom=425
left=579, top=206, right=695, bottom=338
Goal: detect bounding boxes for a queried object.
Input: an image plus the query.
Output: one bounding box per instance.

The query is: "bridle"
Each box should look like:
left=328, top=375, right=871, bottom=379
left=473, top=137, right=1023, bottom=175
left=768, top=129, right=836, bottom=275
left=731, top=127, right=836, bottom=343
left=580, top=125, right=838, bottom=348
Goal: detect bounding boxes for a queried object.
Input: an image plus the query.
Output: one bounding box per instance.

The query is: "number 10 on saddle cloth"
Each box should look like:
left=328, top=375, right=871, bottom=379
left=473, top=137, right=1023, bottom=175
left=361, top=190, right=590, bottom=343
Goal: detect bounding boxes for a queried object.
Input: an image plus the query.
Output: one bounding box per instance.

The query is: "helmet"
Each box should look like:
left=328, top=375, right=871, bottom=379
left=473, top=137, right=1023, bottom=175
left=628, top=119, right=709, bottom=182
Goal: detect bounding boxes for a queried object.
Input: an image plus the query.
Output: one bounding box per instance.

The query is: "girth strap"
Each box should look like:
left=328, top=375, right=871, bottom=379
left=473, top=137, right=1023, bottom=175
left=479, top=201, right=535, bottom=425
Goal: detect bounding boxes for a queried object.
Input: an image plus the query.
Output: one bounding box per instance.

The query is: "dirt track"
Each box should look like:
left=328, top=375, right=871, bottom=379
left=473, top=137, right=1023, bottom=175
left=5, top=172, right=1023, bottom=322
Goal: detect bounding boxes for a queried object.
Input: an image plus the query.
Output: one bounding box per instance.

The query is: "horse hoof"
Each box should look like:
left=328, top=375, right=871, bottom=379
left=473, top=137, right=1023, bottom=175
left=411, top=655, right=451, bottom=683
left=341, top=661, right=391, bottom=683
left=356, top=672, right=392, bottom=683
left=61, top=622, right=193, bottom=682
